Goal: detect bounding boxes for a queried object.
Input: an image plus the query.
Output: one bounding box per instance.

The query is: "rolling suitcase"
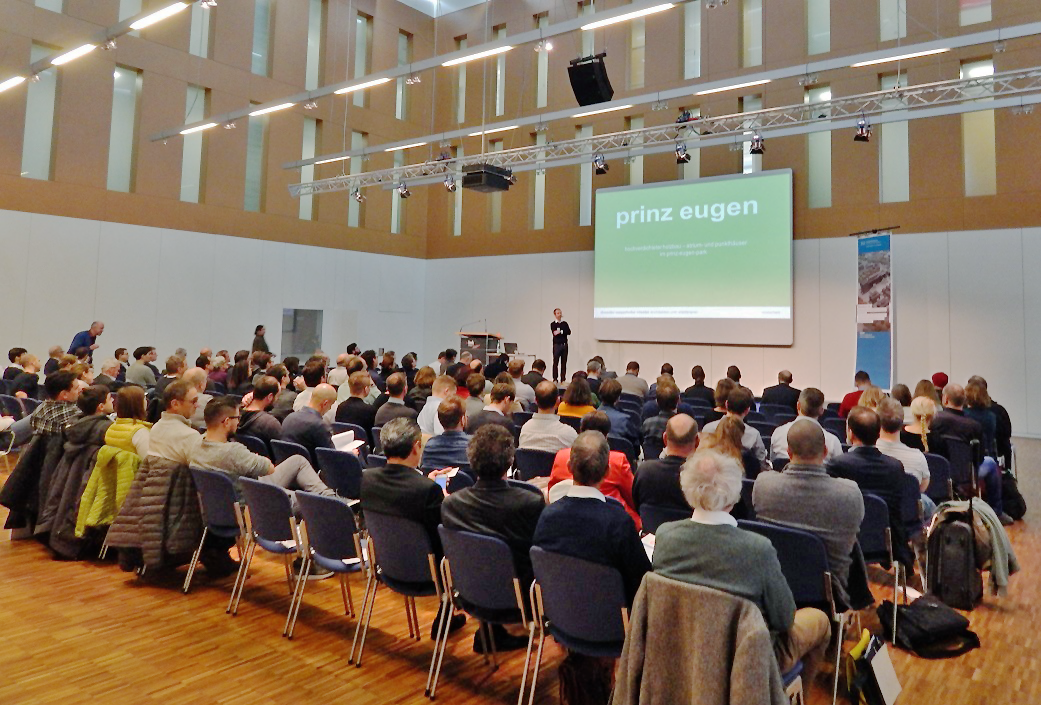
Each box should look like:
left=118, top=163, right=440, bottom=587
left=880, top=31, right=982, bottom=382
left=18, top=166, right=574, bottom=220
left=926, top=506, right=983, bottom=611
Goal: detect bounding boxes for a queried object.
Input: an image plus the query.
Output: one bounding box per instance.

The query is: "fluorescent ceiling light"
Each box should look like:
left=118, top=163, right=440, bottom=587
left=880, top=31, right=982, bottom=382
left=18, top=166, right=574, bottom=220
left=249, top=102, right=296, bottom=116
left=850, top=48, right=950, bottom=68
left=572, top=104, right=633, bottom=118
left=51, top=44, right=97, bottom=66
left=0, top=76, right=26, bottom=93
left=468, top=125, right=519, bottom=136
left=695, top=79, right=772, bottom=95
left=314, top=156, right=350, bottom=165
left=333, top=77, right=392, bottom=94
left=442, top=46, right=512, bottom=67
left=581, top=3, right=674, bottom=31
left=384, top=142, right=428, bottom=152
left=130, top=2, right=189, bottom=30
left=180, top=122, right=218, bottom=135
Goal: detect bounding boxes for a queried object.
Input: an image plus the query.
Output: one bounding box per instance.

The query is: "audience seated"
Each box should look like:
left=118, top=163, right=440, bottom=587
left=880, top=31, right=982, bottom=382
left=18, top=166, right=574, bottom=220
left=698, top=416, right=760, bottom=479
left=521, top=359, right=547, bottom=390
left=281, top=384, right=338, bottom=458
left=291, top=360, right=327, bottom=412
left=652, top=449, right=832, bottom=686
left=703, top=378, right=737, bottom=426
left=105, top=386, right=151, bottom=456
left=682, top=365, right=715, bottom=406
left=838, top=370, right=872, bottom=418
left=876, top=397, right=934, bottom=520
left=226, top=359, right=253, bottom=396
left=640, top=380, right=682, bottom=452
left=441, top=424, right=544, bottom=651
left=467, top=383, right=516, bottom=434
left=641, top=376, right=699, bottom=420
left=155, top=355, right=186, bottom=397
left=548, top=411, right=640, bottom=528
left=10, top=355, right=40, bottom=399
left=557, top=377, right=597, bottom=418
left=327, top=353, right=350, bottom=388
left=583, top=359, right=602, bottom=397
left=126, top=346, right=158, bottom=388
left=753, top=420, right=865, bottom=609
left=901, top=395, right=946, bottom=457
left=183, top=367, right=212, bottom=431
left=760, top=370, right=801, bottom=411
left=826, top=407, right=915, bottom=565
left=417, top=375, right=458, bottom=436
left=149, top=381, right=203, bottom=466
left=535, top=430, right=650, bottom=606
left=519, top=381, right=578, bottom=453
left=463, top=373, right=487, bottom=419
left=421, top=396, right=471, bottom=469
left=334, top=371, right=378, bottom=437
left=770, top=387, right=843, bottom=463
left=508, top=359, right=536, bottom=407
left=969, top=375, right=1013, bottom=468
left=374, top=372, right=418, bottom=426
left=4, top=347, right=27, bottom=381
left=857, top=386, right=885, bottom=411
left=726, top=365, right=755, bottom=400
left=701, top=387, right=769, bottom=471
left=406, top=366, right=436, bottom=411
left=238, top=375, right=283, bottom=447
left=43, top=346, right=63, bottom=377
left=646, top=364, right=673, bottom=398
left=618, top=361, right=649, bottom=398
left=93, top=358, right=122, bottom=391
left=633, top=414, right=699, bottom=512
left=597, top=378, right=640, bottom=449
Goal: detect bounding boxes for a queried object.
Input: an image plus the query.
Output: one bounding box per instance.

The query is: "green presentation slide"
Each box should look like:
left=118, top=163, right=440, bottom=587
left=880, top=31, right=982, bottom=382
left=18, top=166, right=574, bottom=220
left=593, top=170, right=792, bottom=319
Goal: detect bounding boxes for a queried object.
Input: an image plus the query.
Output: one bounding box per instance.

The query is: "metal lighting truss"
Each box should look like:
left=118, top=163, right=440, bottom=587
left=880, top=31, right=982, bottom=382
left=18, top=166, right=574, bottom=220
left=289, top=67, right=1041, bottom=198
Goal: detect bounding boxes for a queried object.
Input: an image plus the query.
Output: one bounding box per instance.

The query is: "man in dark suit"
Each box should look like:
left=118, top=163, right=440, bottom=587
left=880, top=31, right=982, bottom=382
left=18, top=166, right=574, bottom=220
left=521, top=359, right=547, bottom=390
left=441, top=424, right=545, bottom=651
left=334, top=371, right=378, bottom=438
left=466, top=383, right=516, bottom=435
left=281, top=384, right=338, bottom=458
left=682, top=365, right=715, bottom=406
left=598, top=379, right=640, bottom=449
left=373, top=372, right=418, bottom=427
left=760, top=370, right=801, bottom=411
left=534, top=430, right=651, bottom=606
left=93, top=358, right=122, bottom=391
left=826, top=407, right=914, bottom=565
left=632, top=414, right=698, bottom=512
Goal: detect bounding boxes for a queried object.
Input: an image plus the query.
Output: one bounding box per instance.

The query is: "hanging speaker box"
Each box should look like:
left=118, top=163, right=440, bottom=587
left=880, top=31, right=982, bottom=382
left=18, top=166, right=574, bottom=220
left=568, top=53, right=614, bottom=107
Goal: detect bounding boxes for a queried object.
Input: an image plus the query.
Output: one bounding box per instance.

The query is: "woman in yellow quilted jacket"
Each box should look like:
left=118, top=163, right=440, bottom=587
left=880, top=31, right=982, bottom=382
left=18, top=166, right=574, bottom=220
left=104, top=386, right=152, bottom=455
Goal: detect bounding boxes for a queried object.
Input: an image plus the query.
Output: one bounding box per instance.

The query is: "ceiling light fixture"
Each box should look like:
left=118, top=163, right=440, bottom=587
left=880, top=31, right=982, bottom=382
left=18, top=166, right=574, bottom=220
left=315, top=155, right=349, bottom=165
left=695, top=79, right=771, bottom=96
left=534, top=39, right=553, bottom=52
left=850, top=48, right=950, bottom=68
left=467, top=125, right=518, bottom=137
left=581, top=3, right=675, bottom=31
left=405, top=73, right=422, bottom=85
left=593, top=153, right=609, bottom=175
left=303, top=100, right=318, bottom=110
left=444, top=175, right=457, bottom=192
left=0, top=76, right=27, bottom=93
left=130, top=2, right=189, bottom=30
left=200, top=0, right=217, bottom=7
left=222, top=121, right=236, bottom=129
left=854, top=118, right=871, bottom=142
left=675, top=143, right=690, bottom=164
left=749, top=134, right=765, bottom=155
left=249, top=102, right=295, bottom=116
left=572, top=104, right=632, bottom=118
left=333, top=76, right=392, bottom=95
left=51, top=44, right=97, bottom=66
left=384, top=142, right=427, bottom=152
left=102, top=39, right=117, bottom=50
left=798, top=73, right=819, bottom=86
left=442, top=46, right=512, bottom=67
left=352, top=188, right=365, bottom=203
left=180, top=122, right=218, bottom=135
left=397, top=182, right=411, bottom=198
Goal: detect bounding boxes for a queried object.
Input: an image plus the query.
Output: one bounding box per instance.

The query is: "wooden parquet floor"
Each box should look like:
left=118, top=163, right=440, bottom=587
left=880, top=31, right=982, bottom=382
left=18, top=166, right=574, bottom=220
left=2, top=441, right=1040, bottom=705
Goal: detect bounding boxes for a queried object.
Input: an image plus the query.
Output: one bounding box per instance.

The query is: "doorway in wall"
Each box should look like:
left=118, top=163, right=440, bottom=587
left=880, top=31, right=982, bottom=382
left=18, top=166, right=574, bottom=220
left=282, top=308, right=323, bottom=359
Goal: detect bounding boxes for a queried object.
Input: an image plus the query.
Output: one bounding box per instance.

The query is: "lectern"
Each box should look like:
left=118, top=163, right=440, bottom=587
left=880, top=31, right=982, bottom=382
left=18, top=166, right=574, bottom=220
left=458, top=331, right=502, bottom=364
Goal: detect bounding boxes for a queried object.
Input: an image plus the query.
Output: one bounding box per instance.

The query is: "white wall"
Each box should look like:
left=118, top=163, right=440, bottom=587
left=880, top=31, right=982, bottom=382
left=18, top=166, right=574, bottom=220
left=0, top=209, right=427, bottom=366
left=424, top=228, right=1041, bottom=437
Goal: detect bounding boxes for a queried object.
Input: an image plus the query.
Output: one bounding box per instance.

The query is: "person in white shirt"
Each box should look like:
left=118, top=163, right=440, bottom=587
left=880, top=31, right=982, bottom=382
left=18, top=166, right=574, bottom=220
left=417, top=374, right=458, bottom=436
left=292, top=360, right=328, bottom=411
left=770, top=387, right=844, bottom=463
left=875, top=397, right=935, bottom=520
left=327, top=353, right=350, bottom=388
left=700, top=387, right=769, bottom=471
left=507, top=359, right=536, bottom=408
left=519, top=381, right=578, bottom=453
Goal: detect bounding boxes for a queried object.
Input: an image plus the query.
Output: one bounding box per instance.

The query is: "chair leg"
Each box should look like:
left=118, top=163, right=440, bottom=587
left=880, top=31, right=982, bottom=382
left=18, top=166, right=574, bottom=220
left=486, top=622, right=499, bottom=672
left=283, top=553, right=295, bottom=594
left=516, top=621, right=537, bottom=705
left=353, top=579, right=379, bottom=667
left=404, top=594, right=416, bottom=639
left=831, top=612, right=847, bottom=705
left=477, top=620, right=491, bottom=666
left=340, top=573, right=354, bottom=617
left=229, top=540, right=257, bottom=616
left=412, top=597, right=422, bottom=641
left=349, top=571, right=375, bottom=664
left=526, top=629, right=547, bottom=705
left=284, top=556, right=311, bottom=639
left=182, top=526, right=208, bottom=594
left=426, top=595, right=454, bottom=699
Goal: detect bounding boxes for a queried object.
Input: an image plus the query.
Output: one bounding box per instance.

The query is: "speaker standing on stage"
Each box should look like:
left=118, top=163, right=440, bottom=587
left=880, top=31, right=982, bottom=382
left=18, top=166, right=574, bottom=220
left=550, top=308, right=571, bottom=383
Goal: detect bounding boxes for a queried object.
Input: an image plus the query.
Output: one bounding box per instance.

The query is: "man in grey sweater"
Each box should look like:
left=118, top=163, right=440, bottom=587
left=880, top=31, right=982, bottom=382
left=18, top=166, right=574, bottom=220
left=753, top=420, right=865, bottom=610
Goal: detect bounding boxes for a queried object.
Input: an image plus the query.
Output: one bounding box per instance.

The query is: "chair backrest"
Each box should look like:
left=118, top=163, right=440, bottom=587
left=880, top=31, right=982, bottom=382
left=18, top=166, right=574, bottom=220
left=821, top=417, right=847, bottom=438
left=295, top=491, right=361, bottom=561
left=826, top=402, right=841, bottom=413
left=21, top=397, right=42, bottom=413
left=942, top=435, right=978, bottom=488
left=639, top=503, right=690, bottom=534
left=773, top=457, right=790, bottom=472
left=239, top=477, right=296, bottom=542
left=0, top=395, right=24, bottom=420
left=236, top=434, right=270, bottom=459
left=857, top=493, right=891, bottom=560
left=771, top=411, right=797, bottom=426
left=559, top=415, right=582, bottom=431
left=820, top=408, right=840, bottom=421
left=641, top=440, right=664, bottom=462
left=370, top=425, right=383, bottom=453
left=189, top=467, right=242, bottom=531
left=682, top=396, right=713, bottom=409
left=899, top=472, right=922, bottom=533
left=740, top=478, right=756, bottom=520
left=745, top=411, right=767, bottom=423
left=530, top=547, right=627, bottom=644
left=758, top=404, right=792, bottom=419
left=619, top=392, right=643, bottom=408
left=512, top=411, right=533, bottom=426
left=271, top=438, right=311, bottom=465
left=924, top=453, right=953, bottom=503
left=514, top=448, right=557, bottom=481
left=364, top=511, right=437, bottom=586
left=737, top=520, right=830, bottom=608
left=748, top=420, right=776, bottom=441
left=440, top=527, right=520, bottom=613
left=447, top=471, right=475, bottom=493
left=367, top=453, right=388, bottom=468
left=315, top=447, right=364, bottom=499
left=507, top=478, right=544, bottom=496
left=607, top=435, right=638, bottom=467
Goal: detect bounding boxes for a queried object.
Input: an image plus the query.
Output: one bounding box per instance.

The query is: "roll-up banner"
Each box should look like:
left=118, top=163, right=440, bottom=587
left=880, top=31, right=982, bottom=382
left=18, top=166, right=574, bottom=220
left=855, top=234, right=893, bottom=390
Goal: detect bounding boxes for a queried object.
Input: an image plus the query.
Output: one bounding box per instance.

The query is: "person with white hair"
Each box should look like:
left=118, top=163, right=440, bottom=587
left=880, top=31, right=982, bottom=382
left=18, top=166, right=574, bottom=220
left=652, top=449, right=832, bottom=687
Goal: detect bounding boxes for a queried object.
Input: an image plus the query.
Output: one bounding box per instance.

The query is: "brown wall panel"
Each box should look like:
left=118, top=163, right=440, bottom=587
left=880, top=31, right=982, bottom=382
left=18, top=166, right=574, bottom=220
left=135, top=72, right=187, bottom=199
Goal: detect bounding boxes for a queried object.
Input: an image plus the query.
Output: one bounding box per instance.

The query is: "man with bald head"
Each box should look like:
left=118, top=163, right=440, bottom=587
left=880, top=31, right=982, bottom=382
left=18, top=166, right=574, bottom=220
left=518, top=380, right=578, bottom=453
left=632, top=413, right=699, bottom=512
left=182, top=367, right=213, bottom=430
left=753, top=419, right=864, bottom=608
left=328, top=353, right=350, bottom=388
left=69, top=321, right=104, bottom=362
left=760, top=370, right=801, bottom=411
left=281, top=383, right=339, bottom=457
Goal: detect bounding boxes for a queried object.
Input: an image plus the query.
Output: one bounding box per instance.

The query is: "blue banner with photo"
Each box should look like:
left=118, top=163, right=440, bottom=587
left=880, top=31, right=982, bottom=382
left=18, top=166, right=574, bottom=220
left=855, top=234, right=893, bottom=390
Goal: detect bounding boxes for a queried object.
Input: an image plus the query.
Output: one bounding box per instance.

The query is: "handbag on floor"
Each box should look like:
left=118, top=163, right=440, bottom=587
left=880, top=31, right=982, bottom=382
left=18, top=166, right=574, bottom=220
left=877, top=596, right=980, bottom=659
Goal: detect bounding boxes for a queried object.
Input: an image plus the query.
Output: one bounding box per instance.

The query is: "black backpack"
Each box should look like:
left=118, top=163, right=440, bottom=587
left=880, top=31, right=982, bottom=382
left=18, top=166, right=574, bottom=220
left=1002, top=471, right=1027, bottom=521
left=877, top=596, right=980, bottom=658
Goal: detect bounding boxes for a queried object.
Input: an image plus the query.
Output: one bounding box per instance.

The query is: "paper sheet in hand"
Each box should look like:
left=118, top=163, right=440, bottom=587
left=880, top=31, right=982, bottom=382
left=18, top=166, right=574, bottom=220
left=332, top=430, right=365, bottom=453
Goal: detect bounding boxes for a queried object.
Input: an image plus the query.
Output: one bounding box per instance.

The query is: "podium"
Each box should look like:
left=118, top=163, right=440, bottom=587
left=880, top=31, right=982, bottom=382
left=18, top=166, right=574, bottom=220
left=459, top=331, right=502, bottom=364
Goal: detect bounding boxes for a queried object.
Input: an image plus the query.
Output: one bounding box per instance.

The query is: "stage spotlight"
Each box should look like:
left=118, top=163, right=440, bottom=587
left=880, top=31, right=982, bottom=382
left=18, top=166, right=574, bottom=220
left=854, top=118, right=871, bottom=142
left=222, top=121, right=237, bottom=129
left=398, top=182, right=411, bottom=198
left=675, top=143, right=690, bottom=164
left=352, top=188, right=365, bottom=203
left=444, top=175, right=456, bottom=192
left=102, top=39, right=117, bottom=50
left=200, top=0, right=217, bottom=7
left=303, top=100, right=318, bottom=110
left=749, top=134, right=764, bottom=155
left=593, top=153, right=609, bottom=175
left=506, top=170, right=517, bottom=185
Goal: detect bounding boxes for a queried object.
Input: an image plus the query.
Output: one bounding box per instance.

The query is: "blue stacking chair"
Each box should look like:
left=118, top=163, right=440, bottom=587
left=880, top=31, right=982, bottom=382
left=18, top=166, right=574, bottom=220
left=641, top=439, right=664, bottom=463
left=924, top=453, right=954, bottom=503
left=0, top=395, right=25, bottom=420
left=759, top=403, right=793, bottom=419
left=21, top=397, right=42, bottom=414
left=607, top=435, right=638, bottom=469
left=429, top=528, right=533, bottom=699
left=370, top=425, right=383, bottom=454
left=745, top=411, right=767, bottom=423
left=236, top=434, right=270, bottom=459
left=446, top=471, right=475, bottom=493
left=682, top=396, right=713, bottom=409
left=739, top=478, right=757, bottom=520
left=820, top=408, right=840, bottom=421
left=350, top=512, right=443, bottom=674
left=942, top=436, right=980, bottom=497
left=859, top=493, right=905, bottom=639
left=315, top=447, right=364, bottom=500
left=738, top=520, right=848, bottom=705
left=900, top=473, right=926, bottom=580
left=332, top=421, right=372, bottom=450
left=638, top=503, right=689, bottom=534
left=748, top=420, right=776, bottom=443
left=512, top=411, right=533, bottom=427
left=826, top=402, right=841, bottom=414
left=514, top=448, right=556, bottom=481
left=286, top=492, right=367, bottom=639
left=366, top=453, right=388, bottom=468
left=271, top=438, right=312, bottom=466
left=229, top=479, right=302, bottom=623
left=184, top=468, right=246, bottom=594
left=558, top=415, right=582, bottom=431
left=526, top=548, right=628, bottom=705
left=822, top=417, right=847, bottom=439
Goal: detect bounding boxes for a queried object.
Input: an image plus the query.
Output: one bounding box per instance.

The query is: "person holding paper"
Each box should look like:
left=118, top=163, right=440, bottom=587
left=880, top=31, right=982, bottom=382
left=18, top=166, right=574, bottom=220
left=281, top=384, right=338, bottom=458
left=550, top=308, right=571, bottom=383
left=335, top=371, right=378, bottom=438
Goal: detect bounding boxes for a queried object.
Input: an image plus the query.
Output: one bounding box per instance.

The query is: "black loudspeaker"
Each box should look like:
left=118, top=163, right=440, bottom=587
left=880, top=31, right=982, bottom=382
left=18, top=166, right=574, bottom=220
left=568, top=53, right=614, bottom=107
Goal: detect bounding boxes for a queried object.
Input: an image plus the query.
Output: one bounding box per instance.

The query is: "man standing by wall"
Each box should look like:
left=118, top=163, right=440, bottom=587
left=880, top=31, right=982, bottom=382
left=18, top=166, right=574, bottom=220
left=69, top=321, right=104, bottom=363
left=550, top=308, right=570, bottom=384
